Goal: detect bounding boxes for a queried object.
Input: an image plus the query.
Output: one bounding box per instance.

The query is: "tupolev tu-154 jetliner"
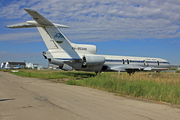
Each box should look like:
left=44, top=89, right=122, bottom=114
left=7, top=9, right=171, bottom=75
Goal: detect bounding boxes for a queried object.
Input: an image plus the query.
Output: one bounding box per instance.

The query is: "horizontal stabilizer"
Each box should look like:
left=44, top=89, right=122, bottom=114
left=24, top=9, right=54, bottom=26
left=24, top=9, right=70, bottom=28
left=7, top=9, right=69, bottom=28
left=7, top=21, right=69, bottom=28
left=7, top=22, right=36, bottom=28
left=23, top=9, right=69, bottom=28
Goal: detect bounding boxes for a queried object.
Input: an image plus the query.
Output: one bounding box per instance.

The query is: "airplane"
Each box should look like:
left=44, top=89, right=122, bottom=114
left=7, top=9, right=171, bottom=75
left=4, top=62, right=12, bottom=69
left=1, top=62, right=21, bottom=69
left=0, top=63, right=5, bottom=69
left=13, top=64, right=21, bottom=69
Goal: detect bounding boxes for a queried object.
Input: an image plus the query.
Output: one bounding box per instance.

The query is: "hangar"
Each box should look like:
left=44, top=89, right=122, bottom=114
left=4, top=62, right=26, bottom=68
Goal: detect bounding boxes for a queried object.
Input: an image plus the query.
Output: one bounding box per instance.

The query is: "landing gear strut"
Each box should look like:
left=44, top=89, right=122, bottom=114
left=127, top=71, right=135, bottom=76
left=128, top=72, right=132, bottom=76
left=95, top=71, right=101, bottom=75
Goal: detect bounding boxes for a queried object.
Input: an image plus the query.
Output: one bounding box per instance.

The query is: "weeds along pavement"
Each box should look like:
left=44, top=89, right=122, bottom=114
left=3, top=69, right=180, bottom=105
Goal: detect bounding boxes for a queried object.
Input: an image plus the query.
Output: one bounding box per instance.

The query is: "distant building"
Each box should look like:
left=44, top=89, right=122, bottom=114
left=171, top=65, right=180, bottom=69
left=26, top=63, right=43, bottom=70
left=7, top=62, right=26, bottom=68
left=48, top=65, right=60, bottom=70
left=26, top=63, right=34, bottom=69
left=33, top=63, right=39, bottom=69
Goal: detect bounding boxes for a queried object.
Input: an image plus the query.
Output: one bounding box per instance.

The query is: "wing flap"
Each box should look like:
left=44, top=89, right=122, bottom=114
left=109, top=65, right=145, bottom=72
left=109, top=65, right=169, bottom=72
left=126, top=67, right=169, bottom=71
left=109, top=66, right=126, bottom=71
left=150, top=67, right=169, bottom=71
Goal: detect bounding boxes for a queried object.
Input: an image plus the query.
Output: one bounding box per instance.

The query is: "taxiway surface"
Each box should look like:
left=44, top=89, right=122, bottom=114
left=0, top=71, right=180, bottom=120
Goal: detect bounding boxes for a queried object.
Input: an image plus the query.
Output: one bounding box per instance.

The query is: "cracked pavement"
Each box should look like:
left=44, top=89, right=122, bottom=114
left=0, top=71, right=180, bottom=120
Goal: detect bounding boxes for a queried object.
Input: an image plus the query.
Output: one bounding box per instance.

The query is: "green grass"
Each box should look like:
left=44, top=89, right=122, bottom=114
left=67, top=72, right=180, bottom=105
left=8, top=69, right=95, bottom=80
left=176, top=70, right=180, bottom=73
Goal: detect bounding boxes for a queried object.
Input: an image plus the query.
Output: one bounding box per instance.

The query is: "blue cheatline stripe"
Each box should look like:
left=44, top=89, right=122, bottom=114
left=105, top=59, right=170, bottom=64
left=55, top=58, right=82, bottom=61
left=54, top=58, right=170, bottom=64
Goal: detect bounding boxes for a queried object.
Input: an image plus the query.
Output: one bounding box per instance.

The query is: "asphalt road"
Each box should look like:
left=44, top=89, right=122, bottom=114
left=0, top=71, right=180, bottom=120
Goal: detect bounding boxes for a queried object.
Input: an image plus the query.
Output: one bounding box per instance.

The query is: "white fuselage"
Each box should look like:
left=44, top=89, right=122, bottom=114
left=7, top=9, right=171, bottom=74
left=46, top=48, right=170, bottom=72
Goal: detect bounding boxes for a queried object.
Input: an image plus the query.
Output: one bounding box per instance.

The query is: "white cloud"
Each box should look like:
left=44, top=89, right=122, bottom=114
left=1, top=0, right=180, bottom=42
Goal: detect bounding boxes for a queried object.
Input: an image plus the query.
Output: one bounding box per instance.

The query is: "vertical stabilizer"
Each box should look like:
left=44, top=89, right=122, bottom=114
left=5, top=62, right=9, bottom=68
left=37, top=26, right=73, bottom=50
left=0, top=63, right=4, bottom=68
left=37, top=27, right=59, bottom=49
left=39, top=26, right=73, bottom=50
left=7, top=9, right=81, bottom=59
left=24, top=9, right=73, bottom=51
left=7, top=9, right=72, bottom=51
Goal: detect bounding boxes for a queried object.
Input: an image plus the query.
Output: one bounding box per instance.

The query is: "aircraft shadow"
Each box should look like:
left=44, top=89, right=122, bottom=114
left=0, top=98, right=15, bottom=102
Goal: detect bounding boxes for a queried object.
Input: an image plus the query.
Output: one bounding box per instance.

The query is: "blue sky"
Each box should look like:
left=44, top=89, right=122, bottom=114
left=0, top=0, right=180, bottom=67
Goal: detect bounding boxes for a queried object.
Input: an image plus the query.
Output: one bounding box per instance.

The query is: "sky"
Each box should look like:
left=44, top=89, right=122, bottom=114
left=0, top=0, right=180, bottom=67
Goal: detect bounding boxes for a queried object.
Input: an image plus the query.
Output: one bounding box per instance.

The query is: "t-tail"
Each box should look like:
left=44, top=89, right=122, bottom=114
left=7, top=9, right=72, bottom=51
left=0, top=63, right=4, bottom=68
left=7, top=9, right=171, bottom=74
left=5, top=62, right=10, bottom=68
left=13, top=64, right=21, bottom=69
left=17, top=64, right=21, bottom=67
left=7, top=9, right=97, bottom=71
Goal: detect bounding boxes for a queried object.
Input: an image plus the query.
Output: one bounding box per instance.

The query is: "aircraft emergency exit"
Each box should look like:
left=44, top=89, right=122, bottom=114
left=7, top=9, right=171, bottom=75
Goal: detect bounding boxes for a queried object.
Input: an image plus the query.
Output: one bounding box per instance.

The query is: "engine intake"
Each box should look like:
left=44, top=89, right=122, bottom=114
left=49, top=59, right=64, bottom=66
left=82, top=56, right=105, bottom=65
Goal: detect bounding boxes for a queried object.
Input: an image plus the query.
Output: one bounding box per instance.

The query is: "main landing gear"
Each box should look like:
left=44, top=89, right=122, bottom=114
left=95, top=71, right=101, bottom=75
left=127, top=71, right=135, bottom=76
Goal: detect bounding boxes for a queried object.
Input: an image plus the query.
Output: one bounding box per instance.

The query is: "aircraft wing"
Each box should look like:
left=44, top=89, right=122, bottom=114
left=109, top=65, right=168, bottom=72
left=108, top=65, right=144, bottom=72
left=143, top=67, right=169, bottom=71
